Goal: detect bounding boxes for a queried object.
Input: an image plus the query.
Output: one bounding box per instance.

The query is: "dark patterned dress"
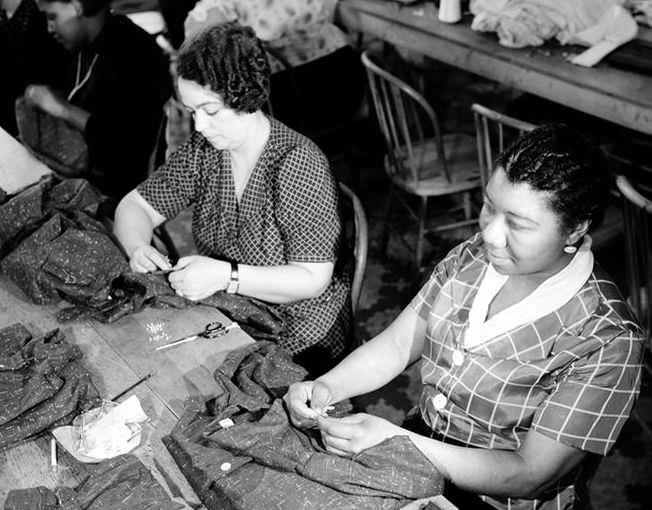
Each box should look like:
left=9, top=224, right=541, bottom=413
left=138, top=118, right=351, bottom=364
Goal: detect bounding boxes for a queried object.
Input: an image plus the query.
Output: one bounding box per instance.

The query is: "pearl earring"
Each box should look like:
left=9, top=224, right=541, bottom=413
left=563, top=245, right=577, bottom=254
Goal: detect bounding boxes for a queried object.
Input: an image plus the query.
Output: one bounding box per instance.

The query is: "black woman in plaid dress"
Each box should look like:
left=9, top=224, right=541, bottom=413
left=285, top=124, right=644, bottom=510
left=113, top=23, right=351, bottom=376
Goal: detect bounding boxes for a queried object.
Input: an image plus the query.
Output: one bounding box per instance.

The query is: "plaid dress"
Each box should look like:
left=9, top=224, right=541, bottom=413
left=410, top=233, right=644, bottom=510
left=138, top=118, right=351, bottom=360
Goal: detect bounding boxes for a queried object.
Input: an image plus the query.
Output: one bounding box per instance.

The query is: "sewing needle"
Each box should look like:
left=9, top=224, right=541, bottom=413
left=110, top=372, right=153, bottom=402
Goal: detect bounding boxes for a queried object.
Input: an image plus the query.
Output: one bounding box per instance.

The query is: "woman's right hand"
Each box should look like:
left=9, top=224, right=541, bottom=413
left=284, top=380, right=334, bottom=429
left=128, top=245, right=172, bottom=273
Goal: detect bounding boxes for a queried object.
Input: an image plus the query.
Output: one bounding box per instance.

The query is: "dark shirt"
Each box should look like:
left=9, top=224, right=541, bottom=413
left=63, top=14, right=172, bottom=198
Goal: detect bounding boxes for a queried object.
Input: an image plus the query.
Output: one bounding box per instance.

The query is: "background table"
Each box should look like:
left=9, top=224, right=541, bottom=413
left=0, top=276, right=253, bottom=508
left=338, top=0, right=652, bottom=136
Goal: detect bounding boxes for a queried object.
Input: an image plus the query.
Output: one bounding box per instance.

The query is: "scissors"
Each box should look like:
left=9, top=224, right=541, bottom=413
left=155, top=321, right=236, bottom=351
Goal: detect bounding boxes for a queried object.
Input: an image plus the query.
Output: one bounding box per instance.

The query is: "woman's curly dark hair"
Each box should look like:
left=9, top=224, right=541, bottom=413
left=495, top=123, right=612, bottom=234
left=177, top=22, right=270, bottom=114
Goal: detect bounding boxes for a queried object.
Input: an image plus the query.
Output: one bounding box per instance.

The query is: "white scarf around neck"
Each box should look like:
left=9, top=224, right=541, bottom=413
left=464, top=236, right=594, bottom=349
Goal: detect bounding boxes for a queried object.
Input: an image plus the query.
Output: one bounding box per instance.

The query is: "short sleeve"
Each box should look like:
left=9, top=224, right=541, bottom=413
left=137, top=132, right=205, bottom=219
left=409, top=239, right=470, bottom=320
left=276, top=143, right=340, bottom=263
left=532, top=316, right=644, bottom=455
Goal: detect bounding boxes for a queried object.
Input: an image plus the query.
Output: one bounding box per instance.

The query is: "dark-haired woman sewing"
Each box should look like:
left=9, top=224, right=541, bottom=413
left=113, top=23, right=352, bottom=376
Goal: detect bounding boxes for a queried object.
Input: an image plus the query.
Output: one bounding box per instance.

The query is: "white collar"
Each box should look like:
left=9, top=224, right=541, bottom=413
left=464, top=236, right=594, bottom=349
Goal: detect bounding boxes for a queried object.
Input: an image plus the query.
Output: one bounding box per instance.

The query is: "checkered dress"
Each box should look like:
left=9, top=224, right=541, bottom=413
left=410, top=233, right=644, bottom=510
left=138, top=118, right=351, bottom=360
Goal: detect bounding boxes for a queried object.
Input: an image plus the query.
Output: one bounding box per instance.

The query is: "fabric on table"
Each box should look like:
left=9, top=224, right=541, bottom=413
left=163, top=341, right=444, bottom=510
left=0, top=324, right=100, bottom=450
left=0, top=210, right=128, bottom=305
left=138, top=118, right=352, bottom=361
left=409, top=232, right=644, bottom=510
left=57, top=271, right=284, bottom=340
left=3, top=454, right=184, bottom=510
left=16, top=96, right=89, bottom=177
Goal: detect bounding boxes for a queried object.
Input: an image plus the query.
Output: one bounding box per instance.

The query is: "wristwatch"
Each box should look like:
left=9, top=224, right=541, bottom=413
left=226, top=261, right=239, bottom=294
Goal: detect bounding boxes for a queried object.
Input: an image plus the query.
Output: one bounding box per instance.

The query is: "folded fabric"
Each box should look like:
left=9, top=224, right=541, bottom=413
left=3, top=454, right=184, bottom=510
left=57, top=272, right=285, bottom=341
left=15, top=96, right=89, bottom=177
left=164, top=341, right=444, bottom=510
left=0, top=324, right=100, bottom=450
left=470, top=0, right=623, bottom=47
left=0, top=211, right=128, bottom=305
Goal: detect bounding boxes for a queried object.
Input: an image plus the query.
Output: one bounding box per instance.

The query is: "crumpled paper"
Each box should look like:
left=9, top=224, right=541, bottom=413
left=53, top=396, right=148, bottom=463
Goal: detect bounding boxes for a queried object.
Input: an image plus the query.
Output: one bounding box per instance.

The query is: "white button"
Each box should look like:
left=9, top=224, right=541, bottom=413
left=432, top=393, right=447, bottom=410
left=219, top=418, right=234, bottom=429
left=220, top=462, right=231, bottom=472
left=452, top=350, right=464, bottom=366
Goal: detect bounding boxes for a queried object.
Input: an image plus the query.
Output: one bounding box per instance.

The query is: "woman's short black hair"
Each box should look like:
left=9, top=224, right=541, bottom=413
left=39, top=0, right=110, bottom=17
left=495, top=123, right=612, bottom=234
left=176, top=22, right=270, bottom=114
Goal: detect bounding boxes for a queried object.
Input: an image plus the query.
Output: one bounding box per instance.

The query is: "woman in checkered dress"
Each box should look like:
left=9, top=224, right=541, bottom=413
left=285, top=124, right=644, bottom=510
left=113, top=22, right=351, bottom=376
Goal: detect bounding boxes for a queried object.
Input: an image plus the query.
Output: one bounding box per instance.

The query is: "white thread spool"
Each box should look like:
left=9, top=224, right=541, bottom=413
left=438, top=0, right=462, bottom=23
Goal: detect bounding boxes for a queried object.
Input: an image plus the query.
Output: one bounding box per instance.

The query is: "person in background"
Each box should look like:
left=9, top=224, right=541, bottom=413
left=23, top=0, right=171, bottom=205
left=285, top=124, right=644, bottom=510
left=113, top=22, right=352, bottom=377
left=0, top=0, right=66, bottom=135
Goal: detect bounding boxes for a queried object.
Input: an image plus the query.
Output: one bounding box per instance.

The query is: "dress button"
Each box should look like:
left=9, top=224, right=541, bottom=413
left=432, top=393, right=448, bottom=410
left=220, top=462, right=231, bottom=472
left=452, top=350, right=464, bottom=366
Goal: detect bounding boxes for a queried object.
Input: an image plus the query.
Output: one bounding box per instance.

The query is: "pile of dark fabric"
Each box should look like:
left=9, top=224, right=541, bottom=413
left=3, top=454, right=184, bottom=510
left=163, top=341, right=444, bottom=510
left=57, top=271, right=285, bottom=341
left=0, top=177, right=284, bottom=340
left=0, top=176, right=127, bottom=305
left=0, top=323, right=100, bottom=450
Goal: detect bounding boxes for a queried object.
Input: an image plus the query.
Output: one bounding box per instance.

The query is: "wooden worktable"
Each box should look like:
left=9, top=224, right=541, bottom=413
left=338, top=0, right=652, bottom=136
left=0, top=276, right=253, bottom=508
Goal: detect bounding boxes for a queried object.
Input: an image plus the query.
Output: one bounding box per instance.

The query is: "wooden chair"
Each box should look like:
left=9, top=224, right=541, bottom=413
left=339, top=182, right=368, bottom=316
left=361, top=50, right=481, bottom=271
left=471, top=103, right=536, bottom=189
left=615, top=174, right=652, bottom=347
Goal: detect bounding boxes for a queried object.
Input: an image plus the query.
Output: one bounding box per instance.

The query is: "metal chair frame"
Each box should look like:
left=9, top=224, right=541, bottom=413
left=471, top=103, right=536, bottom=189
left=361, top=50, right=482, bottom=271
left=616, top=174, right=652, bottom=347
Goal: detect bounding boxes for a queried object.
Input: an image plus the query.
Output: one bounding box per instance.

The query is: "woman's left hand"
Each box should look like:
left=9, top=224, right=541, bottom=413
left=168, top=255, right=230, bottom=301
left=25, top=85, right=68, bottom=119
left=316, top=413, right=402, bottom=456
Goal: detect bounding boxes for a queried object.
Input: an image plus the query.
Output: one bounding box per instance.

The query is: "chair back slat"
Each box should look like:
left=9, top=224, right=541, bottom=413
left=361, top=51, right=451, bottom=184
left=616, top=175, right=652, bottom=347
left=471, top=103, right=536, bottom=189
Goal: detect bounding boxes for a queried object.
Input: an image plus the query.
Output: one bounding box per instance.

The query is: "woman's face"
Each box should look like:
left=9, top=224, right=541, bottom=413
left=38, top=1, right=84, bottom=50
left=177, top=78, right=251, bottom=151
left=479, top=167, right=577, bottom=280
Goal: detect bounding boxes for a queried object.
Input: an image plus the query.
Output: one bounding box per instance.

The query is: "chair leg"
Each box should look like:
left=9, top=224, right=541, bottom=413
left=381, top=185, right=395, bottom=256
left=463, top=192, right=472, bottom=220
left=415, top=197, right=428, bottom=271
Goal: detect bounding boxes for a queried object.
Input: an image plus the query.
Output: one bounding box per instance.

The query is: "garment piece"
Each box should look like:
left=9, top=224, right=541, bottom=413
left=51, top=14, right=172, bottom=198
left=57, top=272, right=284, bottom=340
left=163, top=341, right=444, bottom=510
left=0, top=210, right=128, bottom=305
left=138, top=118, right=352, bottom=361
left=3, top=454, right=184, bottom=510
left=0, top=324, right=100, bottom=450
left=470, top=0, right=623, bottom=47
left=410, top=233, right=644, bottom=510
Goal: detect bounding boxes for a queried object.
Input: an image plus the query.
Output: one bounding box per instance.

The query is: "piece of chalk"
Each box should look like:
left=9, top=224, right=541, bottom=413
left=50, top=437, right=57, bottom=472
